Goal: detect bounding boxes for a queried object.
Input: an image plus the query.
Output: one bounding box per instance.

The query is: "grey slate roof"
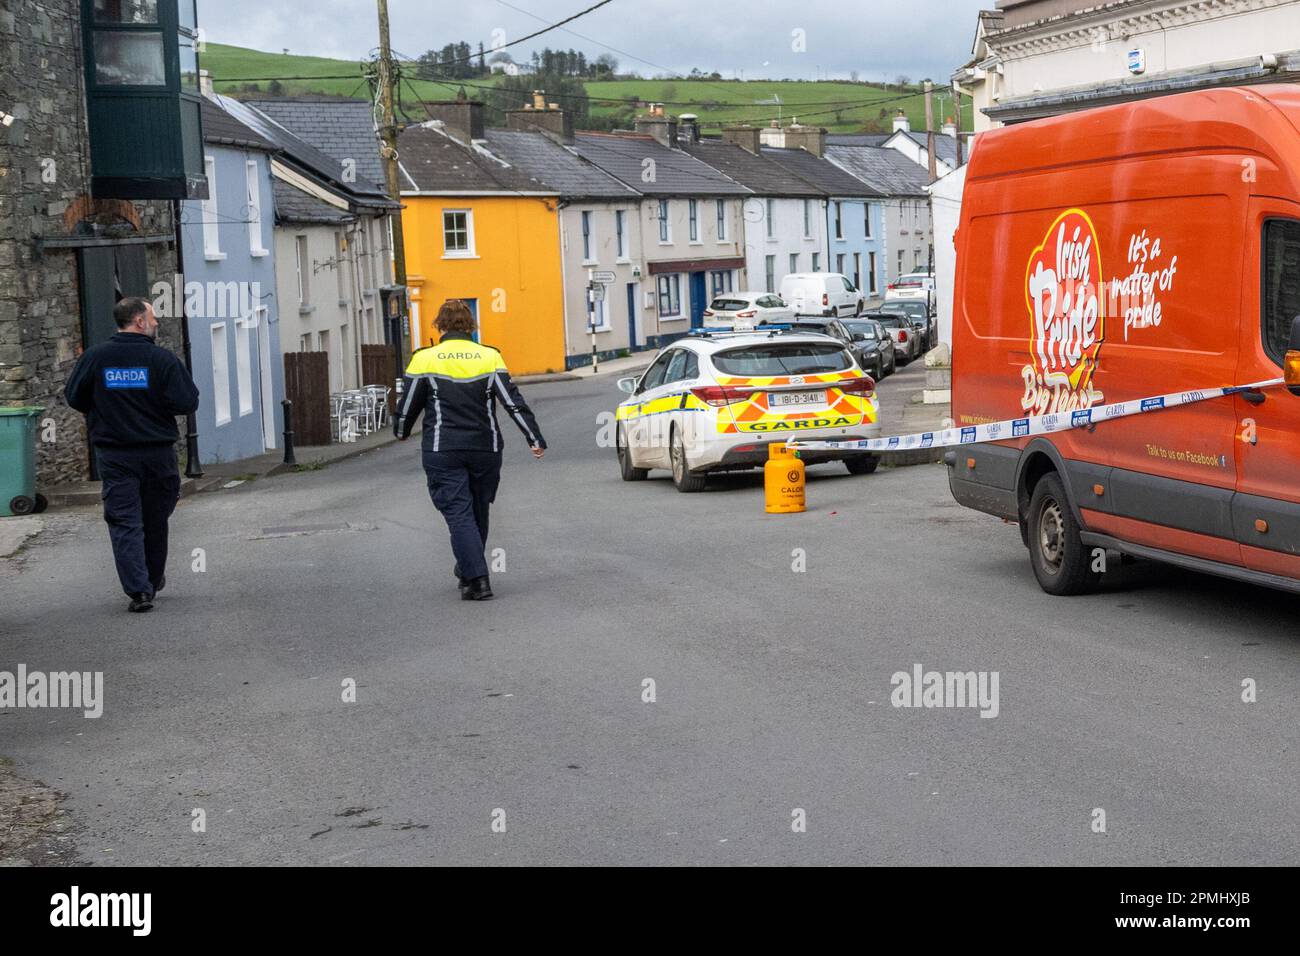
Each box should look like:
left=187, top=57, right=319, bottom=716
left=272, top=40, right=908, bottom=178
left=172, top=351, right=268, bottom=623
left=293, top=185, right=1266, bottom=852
left=825, top=145, right=931, bottom=198
left=759, top=146, right=883, bottom=198
left=248, top=98, right=387, bottom=189
left=679, top=139, right=822, bottom=197
left=200, top=97, right=275, bottom=151
left=826, top=133, right=892, bottom=148
left=272, top=179, right=355, bottom=225
left=218, top=95, right=396, bottom=210
left=896, top=130, right=962, bottom=168
left=572, top=132, right=749, bottom=197
left=397, top=122, right=554, bottom=194
left=481, top=129, right=638, bottom=200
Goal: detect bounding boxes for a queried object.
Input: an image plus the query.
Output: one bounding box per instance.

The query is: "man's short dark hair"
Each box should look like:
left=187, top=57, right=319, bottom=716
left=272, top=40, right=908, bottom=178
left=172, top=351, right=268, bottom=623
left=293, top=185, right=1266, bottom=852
left=113, top=296, right=150, bottom=329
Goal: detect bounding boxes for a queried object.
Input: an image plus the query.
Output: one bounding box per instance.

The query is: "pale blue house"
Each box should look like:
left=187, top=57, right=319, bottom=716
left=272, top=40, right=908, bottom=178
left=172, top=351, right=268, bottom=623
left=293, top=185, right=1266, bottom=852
left=762, top=144, right=888, bottom=300
left=179, top=95, right=284, bottom=464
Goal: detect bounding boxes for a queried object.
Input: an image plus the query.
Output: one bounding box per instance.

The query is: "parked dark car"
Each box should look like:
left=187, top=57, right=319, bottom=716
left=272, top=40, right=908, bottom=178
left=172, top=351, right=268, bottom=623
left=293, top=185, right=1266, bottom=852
left=787, top=318, right=892, bottom=379
left=878, top=300, right=935, bottom=353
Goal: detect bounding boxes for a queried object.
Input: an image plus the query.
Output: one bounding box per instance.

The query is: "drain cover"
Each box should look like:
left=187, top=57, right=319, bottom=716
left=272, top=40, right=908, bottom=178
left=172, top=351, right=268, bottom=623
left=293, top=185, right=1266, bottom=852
left=254, top=522, right=374, bottom=539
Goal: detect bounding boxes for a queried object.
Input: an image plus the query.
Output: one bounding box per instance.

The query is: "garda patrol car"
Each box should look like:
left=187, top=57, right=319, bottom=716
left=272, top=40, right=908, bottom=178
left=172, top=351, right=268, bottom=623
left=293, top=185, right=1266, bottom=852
left=614, top=326, right=881, bottom=492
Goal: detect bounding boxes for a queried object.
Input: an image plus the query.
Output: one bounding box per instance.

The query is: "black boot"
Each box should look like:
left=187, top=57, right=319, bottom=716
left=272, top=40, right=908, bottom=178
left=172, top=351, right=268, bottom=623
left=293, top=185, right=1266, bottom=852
left=461, top=576, right=493, bottom=601
left=454, top=563, right=468, bottom=595
left=128, top=592, right=155, bottom=613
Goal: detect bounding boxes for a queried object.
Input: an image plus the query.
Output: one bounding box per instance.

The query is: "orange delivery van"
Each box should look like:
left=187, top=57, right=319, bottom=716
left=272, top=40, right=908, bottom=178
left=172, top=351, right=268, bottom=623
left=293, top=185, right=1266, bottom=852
left=948, top=84, right=1300, bottom=596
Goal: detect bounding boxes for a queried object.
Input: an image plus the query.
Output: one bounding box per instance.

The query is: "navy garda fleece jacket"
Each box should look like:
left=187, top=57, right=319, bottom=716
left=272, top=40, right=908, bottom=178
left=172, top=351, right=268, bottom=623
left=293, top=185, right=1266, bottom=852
left=64, top=332, right=200, bottom=448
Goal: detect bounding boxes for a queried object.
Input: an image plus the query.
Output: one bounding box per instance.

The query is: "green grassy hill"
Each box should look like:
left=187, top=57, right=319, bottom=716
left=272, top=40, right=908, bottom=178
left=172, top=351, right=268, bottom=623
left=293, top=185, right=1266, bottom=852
left=200, top=43, right=971, bottom=133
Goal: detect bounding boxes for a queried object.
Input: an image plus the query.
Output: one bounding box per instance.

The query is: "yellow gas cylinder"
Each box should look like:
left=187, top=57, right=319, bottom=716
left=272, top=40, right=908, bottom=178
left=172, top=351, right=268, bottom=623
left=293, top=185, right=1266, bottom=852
left=764, top=442, right=806, bottom=514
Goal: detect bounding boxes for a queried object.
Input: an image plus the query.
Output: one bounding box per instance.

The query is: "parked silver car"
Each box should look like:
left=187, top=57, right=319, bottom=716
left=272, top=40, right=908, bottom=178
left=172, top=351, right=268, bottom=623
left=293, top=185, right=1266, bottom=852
left=875, top=313, right=920, bottom=364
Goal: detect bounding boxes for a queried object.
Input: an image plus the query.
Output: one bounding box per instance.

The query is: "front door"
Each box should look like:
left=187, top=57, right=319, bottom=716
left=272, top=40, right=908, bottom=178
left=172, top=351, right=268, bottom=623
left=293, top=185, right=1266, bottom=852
left=627, top=282, right=638, bottom=349
left=689, top=272, right=707, bottom=329
left=1233, top=203, right=1300, bottom=580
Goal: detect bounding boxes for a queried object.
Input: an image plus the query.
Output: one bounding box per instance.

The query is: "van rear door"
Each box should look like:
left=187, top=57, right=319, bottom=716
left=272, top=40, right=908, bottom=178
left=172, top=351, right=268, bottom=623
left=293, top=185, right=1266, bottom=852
left=1233, top=206, right=1300, bottom=581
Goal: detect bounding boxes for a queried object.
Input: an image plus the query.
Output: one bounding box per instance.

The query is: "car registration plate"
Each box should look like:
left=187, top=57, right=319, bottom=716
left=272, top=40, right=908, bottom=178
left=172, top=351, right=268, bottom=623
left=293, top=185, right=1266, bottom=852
left=769, top=389, right=824, bottom=407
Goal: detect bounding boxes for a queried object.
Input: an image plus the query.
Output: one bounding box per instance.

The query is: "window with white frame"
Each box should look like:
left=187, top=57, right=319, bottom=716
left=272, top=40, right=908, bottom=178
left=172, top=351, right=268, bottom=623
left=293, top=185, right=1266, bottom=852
left=295, top=235, right=310, bottom=306
left=898, top=249, right=904, bottom=273
left=863, top=203, right=872, bottom=239
left=245, top=159, right=267, bottom=256
left=803, top=199, right=812, bottom=238
left=710, top=270, right=733, bottom=296
left=789, top=253, right=799, bottom=275
left=658, top=199, right=670, bottom=243
left=656, top=274, right=682, bottom=318
left=834, top=201, right=843, bottom=240
left=853, top=252, right=861, bottom=291
left=581, top=210, right=593, bottom=261
left=234, top=318, right=253, bottom=416
left=811, top=251, right=820, bottom=272
left=765, top=198, right=775, bottom=240
left=615, top=209, right=627, bottom=259
left=688, top=199, right=699, bottom=242
left=765, top=255, right=775, bottom=293
left=210, top=323, right=231, bottom=426
left=868, top=251, right=877, bottom=294
left=716, top=200, right=727, bottom=241
left=443, top=209, right=474, bottom=256
left=836, top=253, right=845, bottom=275
left=202, top=156, right=223, bottom=259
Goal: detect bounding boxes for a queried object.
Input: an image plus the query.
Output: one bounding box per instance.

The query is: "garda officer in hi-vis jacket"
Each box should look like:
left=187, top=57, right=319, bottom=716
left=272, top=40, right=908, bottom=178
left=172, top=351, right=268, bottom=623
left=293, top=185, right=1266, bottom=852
left=394, top=300, right=546, bottom=601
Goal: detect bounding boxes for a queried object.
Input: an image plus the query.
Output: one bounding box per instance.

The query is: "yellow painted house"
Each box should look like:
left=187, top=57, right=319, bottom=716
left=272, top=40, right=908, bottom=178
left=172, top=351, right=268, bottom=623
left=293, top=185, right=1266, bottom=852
left=397, top=109, right=566, bottom=375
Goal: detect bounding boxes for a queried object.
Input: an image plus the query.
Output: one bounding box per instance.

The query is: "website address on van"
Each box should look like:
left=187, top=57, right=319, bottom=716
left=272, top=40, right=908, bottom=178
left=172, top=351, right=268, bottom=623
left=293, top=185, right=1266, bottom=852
left=1114, top=915, right=1250, bottom=930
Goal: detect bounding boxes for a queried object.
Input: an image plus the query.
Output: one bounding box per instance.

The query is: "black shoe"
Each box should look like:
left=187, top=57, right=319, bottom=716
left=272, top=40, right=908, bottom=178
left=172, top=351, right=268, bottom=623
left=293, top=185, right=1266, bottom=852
left=152, top=574, right=166, bottom=594
left=460, top=577, right=493, bottom=601
left=128, top=592, right=155, bottom=613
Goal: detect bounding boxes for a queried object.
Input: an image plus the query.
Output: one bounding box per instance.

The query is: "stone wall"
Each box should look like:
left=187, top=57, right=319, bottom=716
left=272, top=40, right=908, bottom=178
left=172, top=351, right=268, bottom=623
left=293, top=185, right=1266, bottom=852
left=1, top=0, right=184, bottom=486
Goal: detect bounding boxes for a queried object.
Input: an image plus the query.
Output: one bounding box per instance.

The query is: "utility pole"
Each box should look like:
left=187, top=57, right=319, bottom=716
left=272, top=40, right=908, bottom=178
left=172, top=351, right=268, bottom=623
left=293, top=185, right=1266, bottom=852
left=924, top=79, right=937, bottom=185
left=375, top=0, right=410, bottom=385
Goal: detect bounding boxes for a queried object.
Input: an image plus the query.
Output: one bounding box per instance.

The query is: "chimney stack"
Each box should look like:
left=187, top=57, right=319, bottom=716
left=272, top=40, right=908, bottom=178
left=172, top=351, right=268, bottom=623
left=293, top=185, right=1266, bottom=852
left=506, top=90, right=574, bottom=143
left=677, top=113, right=700, bottom=144
left=721, top=124, right=761, bottom=154
left=425, top=99, right=486, bottom=144
left=892, top=109, right=911, bottom=133
left=199, top=68, right=213, bottom=98
left=634, top=104, right=678, bottom=147
left=782, top=121, right=827, bottom=158
left=941, top=116, right=957, bottom=139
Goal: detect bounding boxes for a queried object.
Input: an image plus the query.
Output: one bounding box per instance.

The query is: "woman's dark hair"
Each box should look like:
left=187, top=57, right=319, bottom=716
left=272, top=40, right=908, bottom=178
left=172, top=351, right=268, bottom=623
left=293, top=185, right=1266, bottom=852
left=435, top=300, right=476, bottom=336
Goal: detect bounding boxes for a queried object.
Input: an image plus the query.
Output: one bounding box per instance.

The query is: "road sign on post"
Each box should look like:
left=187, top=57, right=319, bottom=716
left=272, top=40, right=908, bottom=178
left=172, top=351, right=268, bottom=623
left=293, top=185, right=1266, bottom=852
left=591, top=270, right=617, bottom=284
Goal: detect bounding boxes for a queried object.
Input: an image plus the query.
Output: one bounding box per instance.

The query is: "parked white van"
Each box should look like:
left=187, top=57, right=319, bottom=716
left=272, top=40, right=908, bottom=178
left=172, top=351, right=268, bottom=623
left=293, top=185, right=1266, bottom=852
left=779, top=273, right=864, bottom=318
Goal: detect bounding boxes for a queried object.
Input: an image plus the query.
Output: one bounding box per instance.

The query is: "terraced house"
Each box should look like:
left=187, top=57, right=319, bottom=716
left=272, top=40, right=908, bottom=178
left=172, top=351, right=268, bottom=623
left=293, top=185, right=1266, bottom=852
left=397, top=101, right=566, bottom=375
left=759, top=128, right=887, bottom=300
left=678, top=123, right=827, bottom=299
left=572, top=108, right=750, bottom=337
left=479, top=97, right=644, bottom=368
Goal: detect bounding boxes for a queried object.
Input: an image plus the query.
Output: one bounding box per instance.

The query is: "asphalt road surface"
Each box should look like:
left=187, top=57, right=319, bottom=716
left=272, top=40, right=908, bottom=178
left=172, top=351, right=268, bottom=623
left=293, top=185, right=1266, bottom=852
left=3, top=365, right=1297, bottom=865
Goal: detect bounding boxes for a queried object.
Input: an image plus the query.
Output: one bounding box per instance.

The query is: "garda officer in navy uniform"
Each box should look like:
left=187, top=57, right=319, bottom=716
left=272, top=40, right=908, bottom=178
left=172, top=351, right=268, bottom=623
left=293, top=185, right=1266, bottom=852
left=394, top=299, right=546, bottom=601
left=65, top=297, right=200, bottom=612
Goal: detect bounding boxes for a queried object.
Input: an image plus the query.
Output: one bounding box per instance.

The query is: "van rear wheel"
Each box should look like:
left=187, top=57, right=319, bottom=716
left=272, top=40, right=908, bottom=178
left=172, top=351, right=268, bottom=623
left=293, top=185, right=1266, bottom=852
left=1026, top=473, right=1101, bottom=596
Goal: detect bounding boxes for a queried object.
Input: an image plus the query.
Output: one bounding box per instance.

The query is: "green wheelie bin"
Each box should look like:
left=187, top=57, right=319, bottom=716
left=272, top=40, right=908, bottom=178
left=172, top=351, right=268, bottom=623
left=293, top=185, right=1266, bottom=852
left=0, top=406, right=47, bottom=516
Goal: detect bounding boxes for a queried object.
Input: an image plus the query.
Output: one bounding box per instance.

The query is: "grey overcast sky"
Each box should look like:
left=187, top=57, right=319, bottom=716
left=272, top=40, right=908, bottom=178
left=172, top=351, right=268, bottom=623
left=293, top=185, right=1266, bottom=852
left=198, top=0, right=989, bottom=84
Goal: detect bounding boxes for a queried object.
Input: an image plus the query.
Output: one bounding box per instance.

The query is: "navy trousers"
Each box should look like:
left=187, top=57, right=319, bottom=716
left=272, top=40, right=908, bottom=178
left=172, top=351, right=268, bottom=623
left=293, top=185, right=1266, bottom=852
left=96, top=445, right=180, bottom=598
left=422, top=449, right=502, bottom=581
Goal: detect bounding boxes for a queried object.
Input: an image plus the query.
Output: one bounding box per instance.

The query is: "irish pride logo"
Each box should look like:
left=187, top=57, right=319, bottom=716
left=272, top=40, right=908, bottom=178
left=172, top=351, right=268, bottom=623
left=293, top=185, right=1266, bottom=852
left=1021, top=209, right=1106, bottom=415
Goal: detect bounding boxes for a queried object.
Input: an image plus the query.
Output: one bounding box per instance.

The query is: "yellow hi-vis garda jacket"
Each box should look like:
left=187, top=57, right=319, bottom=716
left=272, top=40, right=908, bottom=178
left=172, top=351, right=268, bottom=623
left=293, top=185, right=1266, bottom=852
left=393, top=332, right=546, bottom=454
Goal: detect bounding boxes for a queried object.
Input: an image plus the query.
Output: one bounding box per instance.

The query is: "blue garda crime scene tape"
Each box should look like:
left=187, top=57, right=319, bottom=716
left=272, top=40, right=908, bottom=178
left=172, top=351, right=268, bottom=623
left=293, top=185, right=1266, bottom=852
left=787, top=378, right=1286, bottom=454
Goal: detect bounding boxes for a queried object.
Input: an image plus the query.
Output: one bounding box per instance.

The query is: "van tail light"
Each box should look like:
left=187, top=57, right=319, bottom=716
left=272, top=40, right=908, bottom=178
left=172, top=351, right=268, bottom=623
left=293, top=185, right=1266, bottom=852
left=822, top=293, right=829, bottom=306
left=886, top=283, right=896, bottom=290
left=691, top=385, right=751, bottom=406
left=736, top=309, right=757, bottom=318
left=703, top=309, right=714, bottom=317
left=1286, top=349, right=1300, bottom=395
left=836, top=376, right=875, bottom=398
